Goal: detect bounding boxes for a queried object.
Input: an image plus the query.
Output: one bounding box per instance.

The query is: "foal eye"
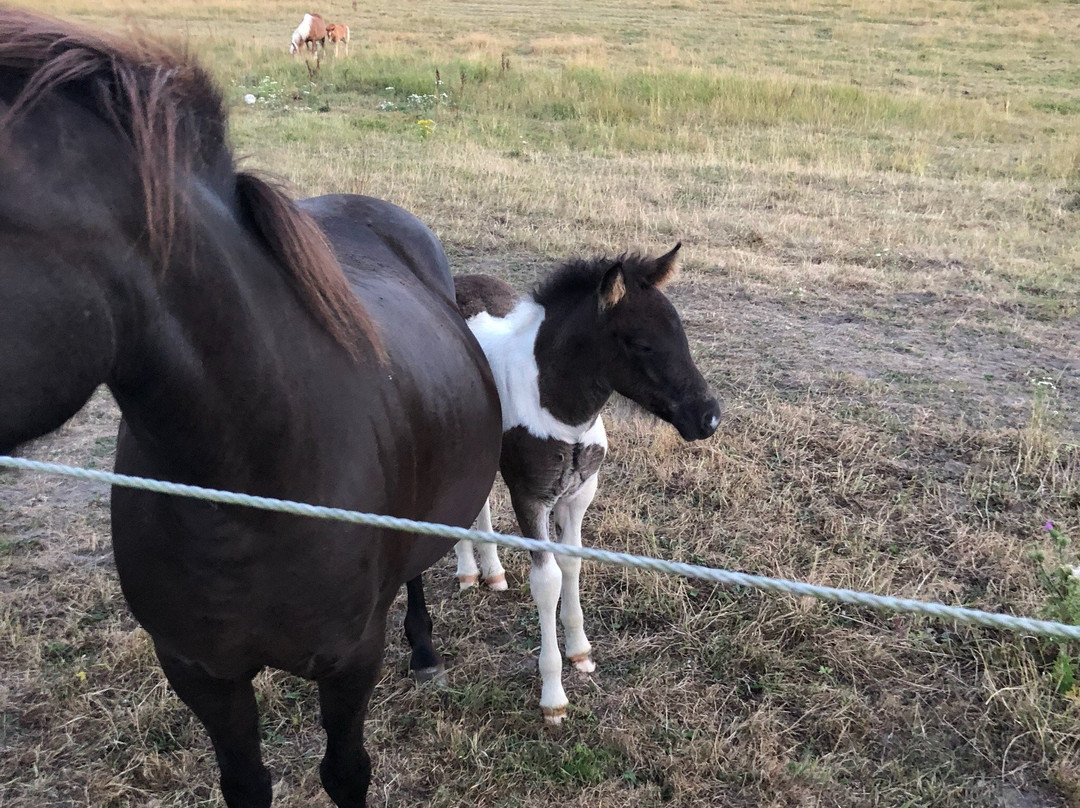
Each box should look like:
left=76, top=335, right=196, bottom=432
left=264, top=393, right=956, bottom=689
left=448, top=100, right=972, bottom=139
left=624, top=338, right=653, bottom=355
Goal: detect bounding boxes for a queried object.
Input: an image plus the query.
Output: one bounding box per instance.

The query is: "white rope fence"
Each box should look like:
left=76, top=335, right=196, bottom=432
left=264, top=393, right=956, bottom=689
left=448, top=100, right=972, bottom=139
left=2, top=454, right=1078, bottom=641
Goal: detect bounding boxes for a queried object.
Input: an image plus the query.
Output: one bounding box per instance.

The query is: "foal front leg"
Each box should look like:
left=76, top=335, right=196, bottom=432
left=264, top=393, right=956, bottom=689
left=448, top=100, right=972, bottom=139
left=553, top=472, right=598, bottom=673
left=513, top=497, right=566, bottom=724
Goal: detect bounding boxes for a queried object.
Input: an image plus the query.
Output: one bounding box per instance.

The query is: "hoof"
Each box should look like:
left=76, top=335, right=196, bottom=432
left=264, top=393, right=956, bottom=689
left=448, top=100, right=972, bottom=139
left=542, top=705, right=567, bottom=725
left=412, top=665, right=448, bottom=687
left=458, top=574, right=478, bottom=591
left=569, top=653, right=595, bottom=674
left=484, top=572, right=507, bottom=591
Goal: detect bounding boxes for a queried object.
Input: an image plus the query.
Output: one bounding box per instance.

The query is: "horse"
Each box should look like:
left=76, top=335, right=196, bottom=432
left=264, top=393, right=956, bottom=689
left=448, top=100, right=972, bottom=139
left=444, top=245, right=721, bottom=723
left=289, top=12, right=326, bottom=56
left=0, top=11, right=502, bottom=808
left=326, top=22, right=350, bottom=57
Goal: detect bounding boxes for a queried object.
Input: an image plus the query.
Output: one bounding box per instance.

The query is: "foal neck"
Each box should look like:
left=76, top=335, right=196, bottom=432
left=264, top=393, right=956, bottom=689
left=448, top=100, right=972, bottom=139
left=531, top=294, right=612, bottom=432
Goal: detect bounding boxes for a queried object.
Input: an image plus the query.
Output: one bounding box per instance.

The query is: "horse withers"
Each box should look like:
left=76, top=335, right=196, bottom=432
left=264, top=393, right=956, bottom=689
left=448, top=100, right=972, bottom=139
left=0, top=11, right=501, bottom=808
left=446, top=244, right=721, bottom=723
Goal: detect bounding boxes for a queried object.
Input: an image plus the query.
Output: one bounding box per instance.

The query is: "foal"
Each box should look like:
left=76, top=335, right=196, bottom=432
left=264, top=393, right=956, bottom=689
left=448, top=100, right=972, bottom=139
left=326, top=23, right=350, bottom=57
left=452, top=245, right=721, bottom=723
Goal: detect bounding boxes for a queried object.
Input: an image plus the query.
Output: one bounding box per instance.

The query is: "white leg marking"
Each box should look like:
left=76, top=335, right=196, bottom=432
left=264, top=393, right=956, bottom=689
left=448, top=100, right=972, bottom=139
left=474, top=499, right=507, bottom=590
left=531, top=548, right=567, bottom=724
left=554, top=473, right=598, bottom=673
left=455, top=501, right=487, bottom=589
left=454, top=539, right=479, bottom=589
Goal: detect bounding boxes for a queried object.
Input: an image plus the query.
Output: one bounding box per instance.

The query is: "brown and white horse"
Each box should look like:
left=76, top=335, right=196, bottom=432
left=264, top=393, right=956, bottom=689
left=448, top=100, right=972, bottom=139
left=326, top=22, right=350, bottom=57
left=289, top=12, right=326, bottom=56
left=0, top=10, right=501, bottom=807
left=446, top=245, right=721, bottom=723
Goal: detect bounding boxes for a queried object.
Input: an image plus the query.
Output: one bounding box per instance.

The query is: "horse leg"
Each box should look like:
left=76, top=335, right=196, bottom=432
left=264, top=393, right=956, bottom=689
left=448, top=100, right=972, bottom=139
left=511, top=495, right=566, bottom=724
left=531, top=546, right=566, bottom=724
left=553, top=472, right=598, bottom=673
left=317, top=656, right=382, bottom=808
left=404, top=575, right=446, bottom=683
left=155, top=649, right=271, bottom=808
left=454, top=535, right=479, bottom=589
left=474, top=498, right=507, bottom=590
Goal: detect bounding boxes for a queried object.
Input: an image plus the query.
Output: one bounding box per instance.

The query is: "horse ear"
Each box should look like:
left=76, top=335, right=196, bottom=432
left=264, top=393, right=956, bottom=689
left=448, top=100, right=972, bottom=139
left=645, top=242, right=682, bottom=288
left=598, top=262, right=626, bottom=313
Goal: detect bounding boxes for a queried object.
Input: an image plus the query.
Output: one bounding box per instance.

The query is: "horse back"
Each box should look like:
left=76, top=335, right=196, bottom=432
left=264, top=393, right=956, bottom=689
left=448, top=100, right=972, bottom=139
left=299, top=194, right=455, bottom=302
left=455, top=274, right=519, bottom=319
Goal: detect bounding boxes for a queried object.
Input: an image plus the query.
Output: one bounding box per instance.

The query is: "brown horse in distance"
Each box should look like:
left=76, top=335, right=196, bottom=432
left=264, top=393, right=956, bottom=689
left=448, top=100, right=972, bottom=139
left=0, top=9, right=501, bottom=808
left=290, top=12, right=326, bottom=55
left=326, top=22, right=350, bottom=56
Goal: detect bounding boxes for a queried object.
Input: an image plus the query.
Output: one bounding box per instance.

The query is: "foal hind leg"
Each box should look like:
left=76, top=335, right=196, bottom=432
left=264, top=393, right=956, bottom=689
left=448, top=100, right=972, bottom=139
left=553, top=472, right=598, bottom=673
left=454, top=536, right=479, bottom=589
left=474, top=498, right=507, bottom=590
left=456, top=498, right=506, bottom=590
left=404, top=575, right=446, bottom=683
left=318, top=654, right=383, bottom=808
left=155, top=649, right=271, bottom=808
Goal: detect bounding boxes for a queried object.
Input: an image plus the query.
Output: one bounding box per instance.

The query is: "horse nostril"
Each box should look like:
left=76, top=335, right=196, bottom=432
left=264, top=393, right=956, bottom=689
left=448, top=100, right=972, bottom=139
left=701, top=401, right=721, bottom=436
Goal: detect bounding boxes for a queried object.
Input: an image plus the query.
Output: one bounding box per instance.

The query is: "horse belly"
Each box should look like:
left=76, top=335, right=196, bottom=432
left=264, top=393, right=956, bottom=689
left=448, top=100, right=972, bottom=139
left=499, top=424, right=606, bottom=507
left=369, top=300, right=502, bottom=580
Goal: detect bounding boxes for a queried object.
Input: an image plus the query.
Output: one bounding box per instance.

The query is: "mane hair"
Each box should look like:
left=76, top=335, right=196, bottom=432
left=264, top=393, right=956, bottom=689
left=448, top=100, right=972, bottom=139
left=532, top=252, right=651, bottom=308
left=0, top=9, right=379, bottom=361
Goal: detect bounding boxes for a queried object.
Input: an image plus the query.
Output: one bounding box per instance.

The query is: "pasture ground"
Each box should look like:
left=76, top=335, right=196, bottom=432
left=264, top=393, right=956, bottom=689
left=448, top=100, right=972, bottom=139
left=2, top=0, right=1079, bottom=805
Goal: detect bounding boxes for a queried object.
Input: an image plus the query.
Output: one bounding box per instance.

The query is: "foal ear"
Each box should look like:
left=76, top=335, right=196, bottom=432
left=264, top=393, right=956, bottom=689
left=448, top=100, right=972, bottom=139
left=645, top=242, right=682, bottom=288
left=598, top=262, right=626, bottom=313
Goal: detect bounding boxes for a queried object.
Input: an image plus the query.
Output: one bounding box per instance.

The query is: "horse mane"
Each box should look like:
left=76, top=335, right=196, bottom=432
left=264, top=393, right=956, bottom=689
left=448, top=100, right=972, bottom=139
left=532, top=252, right=649, bottom=308
left=0, top=10, right=379, bottom=361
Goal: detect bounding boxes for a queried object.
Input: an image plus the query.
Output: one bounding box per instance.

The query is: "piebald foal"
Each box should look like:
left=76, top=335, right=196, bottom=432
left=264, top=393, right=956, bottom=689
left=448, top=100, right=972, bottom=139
left=453, top=245, right=720, bottom=723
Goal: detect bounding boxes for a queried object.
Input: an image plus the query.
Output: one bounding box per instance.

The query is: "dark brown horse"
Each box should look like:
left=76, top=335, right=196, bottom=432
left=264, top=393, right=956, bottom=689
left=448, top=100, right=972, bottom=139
left=0, top=11, right=501, bottom=808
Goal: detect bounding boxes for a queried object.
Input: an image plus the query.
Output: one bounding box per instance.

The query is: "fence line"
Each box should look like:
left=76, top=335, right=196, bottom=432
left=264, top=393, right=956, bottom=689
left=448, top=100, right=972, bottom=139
left=2, top=454, right=1077, bottom=641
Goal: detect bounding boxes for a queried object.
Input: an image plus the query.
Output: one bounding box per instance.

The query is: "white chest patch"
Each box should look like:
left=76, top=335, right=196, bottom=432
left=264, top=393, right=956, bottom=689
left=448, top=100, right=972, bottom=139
left=467, top=299, right=606, bottom=447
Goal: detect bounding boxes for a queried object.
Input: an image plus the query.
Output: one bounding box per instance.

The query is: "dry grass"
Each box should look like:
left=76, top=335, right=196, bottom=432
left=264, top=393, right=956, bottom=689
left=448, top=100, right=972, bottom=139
left=3, top=0, right=1080, bottom=806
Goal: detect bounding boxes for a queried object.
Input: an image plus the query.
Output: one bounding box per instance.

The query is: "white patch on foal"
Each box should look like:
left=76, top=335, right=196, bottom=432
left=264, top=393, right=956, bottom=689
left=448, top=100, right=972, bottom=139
left=466, top=300, right=604, bottom=445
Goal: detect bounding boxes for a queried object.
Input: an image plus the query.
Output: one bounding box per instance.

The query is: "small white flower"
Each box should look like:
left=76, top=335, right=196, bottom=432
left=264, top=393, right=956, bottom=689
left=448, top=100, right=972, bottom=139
left=244, top=93, right=256, bottom=105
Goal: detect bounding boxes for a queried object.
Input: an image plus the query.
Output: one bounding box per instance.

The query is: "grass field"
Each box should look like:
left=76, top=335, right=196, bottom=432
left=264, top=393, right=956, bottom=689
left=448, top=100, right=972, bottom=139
left=2, top=0, right=1079, bottom=805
